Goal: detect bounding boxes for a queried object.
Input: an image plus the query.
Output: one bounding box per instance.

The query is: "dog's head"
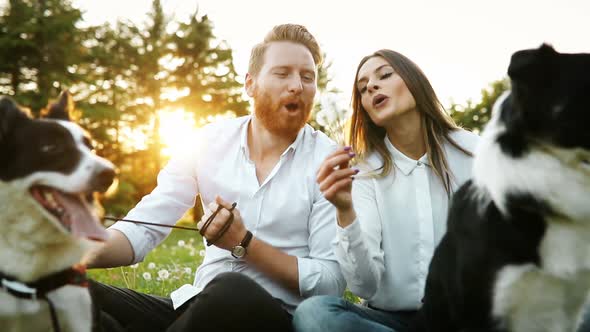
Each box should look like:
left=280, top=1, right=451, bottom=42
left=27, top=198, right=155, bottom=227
left=0, top=92, right=115, bottom=282
left=473, top=44, right=590, bottom=221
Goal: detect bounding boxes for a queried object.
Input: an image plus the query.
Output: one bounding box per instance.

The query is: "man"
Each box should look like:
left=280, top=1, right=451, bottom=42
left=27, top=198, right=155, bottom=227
left=88, top=24, right=346, bottom=332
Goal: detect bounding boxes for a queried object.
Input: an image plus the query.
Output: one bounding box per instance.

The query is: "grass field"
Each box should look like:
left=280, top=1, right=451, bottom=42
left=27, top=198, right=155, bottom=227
left=88, top=225, right=204, bottom=296
left=89, top=220, right=360, bottom=303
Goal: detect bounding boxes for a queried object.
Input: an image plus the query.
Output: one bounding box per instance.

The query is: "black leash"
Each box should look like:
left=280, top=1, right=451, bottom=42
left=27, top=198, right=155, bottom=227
left=103, top=201, right=238, bottom=246
left=103, top=216, right=200, bottom=231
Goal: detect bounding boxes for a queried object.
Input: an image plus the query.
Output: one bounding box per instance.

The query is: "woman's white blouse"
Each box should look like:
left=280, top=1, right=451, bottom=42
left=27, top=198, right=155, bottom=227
left=334, top=129, right=480, bottom=311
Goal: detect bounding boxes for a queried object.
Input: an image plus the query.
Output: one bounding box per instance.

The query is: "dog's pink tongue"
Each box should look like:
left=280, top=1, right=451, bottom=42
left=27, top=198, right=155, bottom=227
left=56, top=192, right=109, bottom=242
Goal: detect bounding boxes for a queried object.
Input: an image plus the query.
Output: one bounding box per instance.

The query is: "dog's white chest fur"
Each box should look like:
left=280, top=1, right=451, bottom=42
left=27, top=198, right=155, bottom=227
left=0, top=285, right=92, bottom=332
left=493, top=222, right=590, bottom=332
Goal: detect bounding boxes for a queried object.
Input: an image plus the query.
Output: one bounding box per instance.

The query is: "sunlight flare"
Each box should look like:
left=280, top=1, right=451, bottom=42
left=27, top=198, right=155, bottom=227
left=158, top=108, right=198, bottom=157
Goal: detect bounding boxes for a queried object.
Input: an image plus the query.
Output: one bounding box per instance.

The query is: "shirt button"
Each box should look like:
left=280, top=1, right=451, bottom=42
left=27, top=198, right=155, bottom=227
left=417, top=161, right=422, bottom=166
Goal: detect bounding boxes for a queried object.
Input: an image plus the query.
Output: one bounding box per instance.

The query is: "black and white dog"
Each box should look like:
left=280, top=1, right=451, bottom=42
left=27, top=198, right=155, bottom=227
left=0, top=92, right=116, bottom=332
left=413, top=44, right=590, bottom=332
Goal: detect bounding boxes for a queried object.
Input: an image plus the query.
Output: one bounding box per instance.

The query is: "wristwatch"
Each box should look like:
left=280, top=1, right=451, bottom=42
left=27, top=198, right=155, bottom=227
left=231, top=230, right=253, bottom=259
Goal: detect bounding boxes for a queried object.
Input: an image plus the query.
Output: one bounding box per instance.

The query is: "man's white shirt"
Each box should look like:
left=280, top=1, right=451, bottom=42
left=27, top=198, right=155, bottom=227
left=110, top=116, right=345, bottom=312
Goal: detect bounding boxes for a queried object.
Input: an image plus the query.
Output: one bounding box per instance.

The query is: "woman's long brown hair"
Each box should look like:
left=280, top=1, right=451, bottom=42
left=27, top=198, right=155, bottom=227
left=349, top=49, right=472, bottom=195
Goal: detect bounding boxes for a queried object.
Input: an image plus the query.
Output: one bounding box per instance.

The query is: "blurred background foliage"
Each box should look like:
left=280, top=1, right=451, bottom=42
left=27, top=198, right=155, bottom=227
left=0, top=0, right=508, bottom=218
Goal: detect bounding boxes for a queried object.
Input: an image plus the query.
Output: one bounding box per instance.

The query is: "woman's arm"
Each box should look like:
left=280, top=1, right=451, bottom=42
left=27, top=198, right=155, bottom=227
left=316, top=148, right=385, bottom=299
left=333, top=175, right=385, bottom=299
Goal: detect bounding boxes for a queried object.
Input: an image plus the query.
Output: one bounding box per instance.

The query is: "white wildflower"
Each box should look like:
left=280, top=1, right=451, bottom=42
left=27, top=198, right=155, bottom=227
left=158, top=269, right=170, bottom=280
left=199, top=250, right=206, bottom=257
left=148, top=262, right=156, bottom=269
left=184, top=267, right=192, bottom=275
left=129, top=263, right=139, bottom=269
left=142, top=272, right=152, bottom=281
left=177, top=240, right=186, bottom=247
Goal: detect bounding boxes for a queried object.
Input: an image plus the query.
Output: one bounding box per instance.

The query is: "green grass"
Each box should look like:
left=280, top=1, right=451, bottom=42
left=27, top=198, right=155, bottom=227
left=88, top=225, right=204, bottom=296
left=89, top=221, right=360, bottom=303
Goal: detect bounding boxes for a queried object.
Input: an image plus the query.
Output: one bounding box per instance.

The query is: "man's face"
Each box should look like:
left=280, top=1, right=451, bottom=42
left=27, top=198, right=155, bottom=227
left=247, top=41, right=317, bottom=139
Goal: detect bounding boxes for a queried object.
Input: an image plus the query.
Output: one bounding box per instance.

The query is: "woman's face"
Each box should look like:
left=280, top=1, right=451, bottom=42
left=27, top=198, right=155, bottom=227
left=356, top=56, right=417, bottom=127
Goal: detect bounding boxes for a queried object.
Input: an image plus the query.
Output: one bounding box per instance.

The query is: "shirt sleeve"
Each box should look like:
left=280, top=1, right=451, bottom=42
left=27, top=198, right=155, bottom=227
left=109, top=151, right=199, bottom=264
left=297, top=186, right=346, bottom=298
left=333, top=175, right=385, bottom=299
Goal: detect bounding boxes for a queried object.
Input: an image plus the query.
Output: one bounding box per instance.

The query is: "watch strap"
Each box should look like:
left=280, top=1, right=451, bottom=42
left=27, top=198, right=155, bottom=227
left=240, top=230, right=253, bottom=249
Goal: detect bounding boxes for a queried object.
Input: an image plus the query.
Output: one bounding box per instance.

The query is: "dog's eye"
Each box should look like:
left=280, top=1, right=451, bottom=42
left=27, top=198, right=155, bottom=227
left=83, top=136, right=95, bottom=150
left=40, top=144, right=61, bottom=154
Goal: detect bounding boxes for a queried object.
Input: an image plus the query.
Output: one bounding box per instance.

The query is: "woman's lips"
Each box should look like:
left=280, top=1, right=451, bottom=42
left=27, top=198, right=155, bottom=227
left=373, top=94, right=389, bottom=108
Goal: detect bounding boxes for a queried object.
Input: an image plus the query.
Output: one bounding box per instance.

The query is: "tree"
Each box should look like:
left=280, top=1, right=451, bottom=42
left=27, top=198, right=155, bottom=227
left=449, top=78, right=510, bottom=133
left=167, top=11, right=248, bottom=120
left=0, top=1, right=256, bottom=214
left=0, top=0, right=87, bottom=114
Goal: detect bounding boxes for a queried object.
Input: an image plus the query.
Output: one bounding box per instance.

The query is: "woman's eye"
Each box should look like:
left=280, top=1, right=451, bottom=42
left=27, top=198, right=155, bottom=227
left=275, top=72, right=288, bottom=77
left=359, top=86, right=367, bottom=94
left=381, top=72, right=393, bottom=80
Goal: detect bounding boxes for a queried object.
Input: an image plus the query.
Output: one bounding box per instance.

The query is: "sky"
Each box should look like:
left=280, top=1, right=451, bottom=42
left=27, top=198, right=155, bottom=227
left=41, top=0, right=590, bottom=106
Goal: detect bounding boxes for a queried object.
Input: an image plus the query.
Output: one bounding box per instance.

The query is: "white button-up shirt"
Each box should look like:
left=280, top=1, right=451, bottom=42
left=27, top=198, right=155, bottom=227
left=110, top=116, right=346, bottom=312
left=334, top=129, right=479, bottom=311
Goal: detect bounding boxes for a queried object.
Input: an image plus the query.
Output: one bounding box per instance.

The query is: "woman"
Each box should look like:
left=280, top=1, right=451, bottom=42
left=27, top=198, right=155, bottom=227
left=293, top=49, right=479, bottom=332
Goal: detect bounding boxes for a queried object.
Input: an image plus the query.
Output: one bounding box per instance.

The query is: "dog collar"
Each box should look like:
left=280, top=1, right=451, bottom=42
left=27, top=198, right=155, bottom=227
left=0, top=264, right=88, bottom=300
left=0, top=264, right=87, bottom=332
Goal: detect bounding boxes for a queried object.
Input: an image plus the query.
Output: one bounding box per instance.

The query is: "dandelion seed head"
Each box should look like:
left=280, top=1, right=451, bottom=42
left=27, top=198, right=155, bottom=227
left=158, top=269, right=170, bottom=280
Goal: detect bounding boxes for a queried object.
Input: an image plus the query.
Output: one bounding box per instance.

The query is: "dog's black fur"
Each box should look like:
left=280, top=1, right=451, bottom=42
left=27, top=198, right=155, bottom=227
left=0, top=92, right=116, bottom=332
left=412, top=45, right=590, bottom=332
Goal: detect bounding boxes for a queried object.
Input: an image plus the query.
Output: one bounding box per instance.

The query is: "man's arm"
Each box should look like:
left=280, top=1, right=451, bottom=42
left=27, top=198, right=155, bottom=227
left=87, top=229, right=134, bottom=269
left=89, top=149, right=200, bottom=269
left=202, top=195, right=344, bottom=296
left=245, top=237, right=300, bottom=293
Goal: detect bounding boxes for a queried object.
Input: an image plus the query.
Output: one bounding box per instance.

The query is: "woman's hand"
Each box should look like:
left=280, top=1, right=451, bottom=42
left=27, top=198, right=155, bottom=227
left=316, top=147, right=359, bottom=226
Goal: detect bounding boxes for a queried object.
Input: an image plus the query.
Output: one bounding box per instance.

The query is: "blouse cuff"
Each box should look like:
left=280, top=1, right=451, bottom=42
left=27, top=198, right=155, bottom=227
left=336, top=218, right=363, bottom=251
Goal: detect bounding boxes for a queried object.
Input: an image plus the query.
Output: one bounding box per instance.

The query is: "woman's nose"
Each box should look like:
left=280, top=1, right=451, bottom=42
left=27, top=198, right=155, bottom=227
left=367, top=80, right=379, bottom=93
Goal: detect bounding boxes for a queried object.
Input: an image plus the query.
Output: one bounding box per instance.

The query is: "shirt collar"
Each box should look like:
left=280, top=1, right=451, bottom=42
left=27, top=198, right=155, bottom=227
left=383, top=136, right=429, bottom=176
left=239, top=116, right=306, bottom=159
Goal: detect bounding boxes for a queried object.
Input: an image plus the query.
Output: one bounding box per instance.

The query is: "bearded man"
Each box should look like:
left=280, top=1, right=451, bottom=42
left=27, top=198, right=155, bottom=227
left=87, top=24, right=345, bottom=332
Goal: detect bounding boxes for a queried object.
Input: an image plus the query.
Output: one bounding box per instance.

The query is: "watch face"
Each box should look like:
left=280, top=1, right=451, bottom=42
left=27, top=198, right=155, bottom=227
left=232, top=245, right=246, bottom=258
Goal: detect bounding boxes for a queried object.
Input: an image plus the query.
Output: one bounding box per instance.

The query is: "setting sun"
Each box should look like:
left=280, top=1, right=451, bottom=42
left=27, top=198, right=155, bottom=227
left=158, top=108, right=199, bottom=157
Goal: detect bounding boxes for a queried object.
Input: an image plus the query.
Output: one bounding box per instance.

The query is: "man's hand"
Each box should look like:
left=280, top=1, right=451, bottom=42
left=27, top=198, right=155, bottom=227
left=198, top=195, right=247, bottom=251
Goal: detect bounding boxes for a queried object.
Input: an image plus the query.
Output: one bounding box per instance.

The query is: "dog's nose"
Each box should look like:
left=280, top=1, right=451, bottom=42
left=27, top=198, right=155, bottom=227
left=92, top=167, right=117, bottom=192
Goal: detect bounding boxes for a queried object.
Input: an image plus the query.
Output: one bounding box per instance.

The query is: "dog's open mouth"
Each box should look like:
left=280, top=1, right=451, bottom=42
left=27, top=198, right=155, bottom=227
left=29, top=185, right=109, bottom=242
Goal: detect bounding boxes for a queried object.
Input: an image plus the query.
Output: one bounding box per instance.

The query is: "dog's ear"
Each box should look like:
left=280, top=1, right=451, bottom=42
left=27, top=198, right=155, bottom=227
left=42, top=90, right=74, bottom=121
left=0, top=97, right=29, bottom=144
left=508, top=44, right=558, bottom=84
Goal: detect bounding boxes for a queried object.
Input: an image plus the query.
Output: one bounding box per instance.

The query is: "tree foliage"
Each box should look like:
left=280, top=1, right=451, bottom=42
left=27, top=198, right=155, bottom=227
left=449, top=78, right=510, bottom=133
left=0, top=0, right=248, bottom=214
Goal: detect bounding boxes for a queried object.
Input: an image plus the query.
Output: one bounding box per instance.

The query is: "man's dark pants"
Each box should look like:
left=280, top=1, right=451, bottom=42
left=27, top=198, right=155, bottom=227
left=90, top=272, right=293, bottom=332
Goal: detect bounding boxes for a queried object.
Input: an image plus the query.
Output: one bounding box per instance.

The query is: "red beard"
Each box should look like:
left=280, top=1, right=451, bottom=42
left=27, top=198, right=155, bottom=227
left=253, top=89, right=312, bottom=139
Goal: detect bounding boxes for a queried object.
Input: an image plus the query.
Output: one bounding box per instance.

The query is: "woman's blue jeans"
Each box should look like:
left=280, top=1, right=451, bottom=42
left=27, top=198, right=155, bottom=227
left=292, top=296, right=415, bottom=332
left=293, top=295, right=590, bottom=332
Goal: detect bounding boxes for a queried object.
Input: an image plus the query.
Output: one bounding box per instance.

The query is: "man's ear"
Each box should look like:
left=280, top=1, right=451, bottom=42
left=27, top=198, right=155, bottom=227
left=245, top=73, right=256, bottom=97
